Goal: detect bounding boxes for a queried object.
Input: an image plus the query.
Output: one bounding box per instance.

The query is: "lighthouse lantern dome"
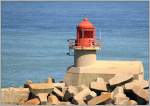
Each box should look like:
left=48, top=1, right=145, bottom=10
left=77, top=18, right=95, bottom=29
left=76, top=18, right=97, bottom=48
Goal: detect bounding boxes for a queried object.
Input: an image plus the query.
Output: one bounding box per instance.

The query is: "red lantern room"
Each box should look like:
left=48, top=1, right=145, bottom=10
left=76, top=18, right=96, bottom=47
left=67, top=18, right=100, bottom=56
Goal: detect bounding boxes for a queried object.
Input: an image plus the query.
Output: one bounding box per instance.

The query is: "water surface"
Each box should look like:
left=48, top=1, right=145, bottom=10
left=2, top=1, right=149, bottom=87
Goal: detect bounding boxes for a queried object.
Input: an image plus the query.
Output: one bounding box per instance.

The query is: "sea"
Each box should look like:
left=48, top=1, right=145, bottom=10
left=1, top=1, right=149, bottom=87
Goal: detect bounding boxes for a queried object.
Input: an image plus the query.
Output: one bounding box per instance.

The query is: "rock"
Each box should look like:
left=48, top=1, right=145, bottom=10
left=24, top=98, right=40, bottom=105
left=90, top=81, right=107, bottom=91
left=52, top=87, right=64, bottom=100
left=127, top=100, right=137, bottom=105
left=87, top=92, right=111, bottom=105
left=109, top=74, right=133, bottom=86
left=47, top=94, right=60, bottom=105
left=125, top=80, right=149, bottom=90
left=132, top=85, right=149, bottom=101
left=36, top=93, right=48, bottom=105
left=1, top=88, right=29, bottom=104
left=111, top=86, right=129, bottom=105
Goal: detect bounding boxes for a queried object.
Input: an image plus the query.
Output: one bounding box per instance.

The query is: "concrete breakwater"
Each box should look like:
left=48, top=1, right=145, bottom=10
left=1, top=74, right=149, bottom=105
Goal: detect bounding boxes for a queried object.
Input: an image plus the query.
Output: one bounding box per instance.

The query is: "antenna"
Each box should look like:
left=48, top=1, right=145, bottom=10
left=99, top=28, right=102, bottom=40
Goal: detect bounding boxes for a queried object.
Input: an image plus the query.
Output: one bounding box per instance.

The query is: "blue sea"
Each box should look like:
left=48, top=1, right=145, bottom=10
left=2, top=1, right=149, bottom=87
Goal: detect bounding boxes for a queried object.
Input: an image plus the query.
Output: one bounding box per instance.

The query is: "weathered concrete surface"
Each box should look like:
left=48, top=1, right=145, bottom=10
left=47, top=94, right=60, bottom=105
left=74, top=87, right=91, bottom=100
left=90, top=81, right=107, bottom=91
left=63, top=86, right=79, bottom=101
left=64, top=61, right=143, bottom=86
left=53, top=83, right=65, bottom=90
left=125, top=79, right=149, bottom=90
left=46, top=77, right=53, bottom=84
left=58, top=101, right=71, bottom=105
left=127, top=100, right=137, bottom=105
left=113, top=91, right=129, bottom=105
left=37, top=93, right=48, bottom=104
left=96, top=77, right=105, bottom=82
left=87, top=92, right=111, bottom=105
left=24, top=80, right=33, bottom=88
left=18, top=98, right=28, bottom=105
left=52, top=87, right=64, bottom=100
left=111, top=87, right=129, bottom=105
left=132, top=85, right=149, bottom=101
left=0, top=88, right=29, bottom=104
left=24, top=98, right=40, bottom=105
left=28, top=83, right=53, bottom=94
left=84, top=91, right=97, bottom=102
left=72, top=99, right=86, bottom=105
left=109, top=74, right=133, bottom=86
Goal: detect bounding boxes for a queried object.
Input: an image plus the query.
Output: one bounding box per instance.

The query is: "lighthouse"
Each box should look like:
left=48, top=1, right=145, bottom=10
left=72, top=18, right=100, bottom=67
left=64, top=18, right=144, bottom=86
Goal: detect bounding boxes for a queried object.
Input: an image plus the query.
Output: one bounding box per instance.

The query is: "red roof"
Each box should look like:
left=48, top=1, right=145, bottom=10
left=78, top=18, right=94, bottom=29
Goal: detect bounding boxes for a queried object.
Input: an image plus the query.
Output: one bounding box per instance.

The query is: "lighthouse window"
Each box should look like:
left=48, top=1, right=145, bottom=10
left=79, top=30, right=84, bottom=38
left=84, top=31, right=93, bottom=38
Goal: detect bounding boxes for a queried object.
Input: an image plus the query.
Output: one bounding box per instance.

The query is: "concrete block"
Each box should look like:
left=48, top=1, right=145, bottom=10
left=125, top=80, right=149, bottom=90
left=47, top=94, right=60, bottom=105
left=47, top=77, right=53, bottom=84
left=24, top=98, right=40, bottom=105
left=58, top=101, right=71, bottom=105
left=62, top=86, right=68, bottom=94
left=72, top=99, right=86, bottom=105
left=127, top=100, right=137, bottom=105
left=111, top=86, right=129, bottom=105
left=96, top=77, right=105, bottom=82
left=109, top=74, right=133, bottom=86
left=52, top=87, right=64, bottom=100
left=36, top=93, right=48, bottom=104
left=80, top=84, right=88, bottom=89
left=28, top=83, right=53, bottom=94
left=132, top=85, right=149, bottom=101
left=74, top=87, right=92, bottom=100
left=111, top=87, right=129, bottom=105
left=87, top=92, right=111, bottom=105
left=18, top=97, right=28, bottom=105
left=63, top=86, right=79, bottom=101
left=84, top=91, right=97, bottom=102
left=90, top=81, right=107, bottom=91
left=53, top=83, right=65, bottom=90
left=111, top=87, right=121, bottom=99
left=24, top=80, right=33, bottom=88
left=113, top=93, right=129, bottom=105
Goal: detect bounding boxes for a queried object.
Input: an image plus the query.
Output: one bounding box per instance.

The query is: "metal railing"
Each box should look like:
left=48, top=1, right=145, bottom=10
left=67, top=39, right=101, bottom=49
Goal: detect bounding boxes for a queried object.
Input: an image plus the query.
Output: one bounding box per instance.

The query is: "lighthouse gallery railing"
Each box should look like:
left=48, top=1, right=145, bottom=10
left=67, top=39, right=101, bottom=49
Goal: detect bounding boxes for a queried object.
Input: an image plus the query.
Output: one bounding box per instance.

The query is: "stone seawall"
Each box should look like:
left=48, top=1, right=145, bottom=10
left=0, top=75, right=149, bottom=105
